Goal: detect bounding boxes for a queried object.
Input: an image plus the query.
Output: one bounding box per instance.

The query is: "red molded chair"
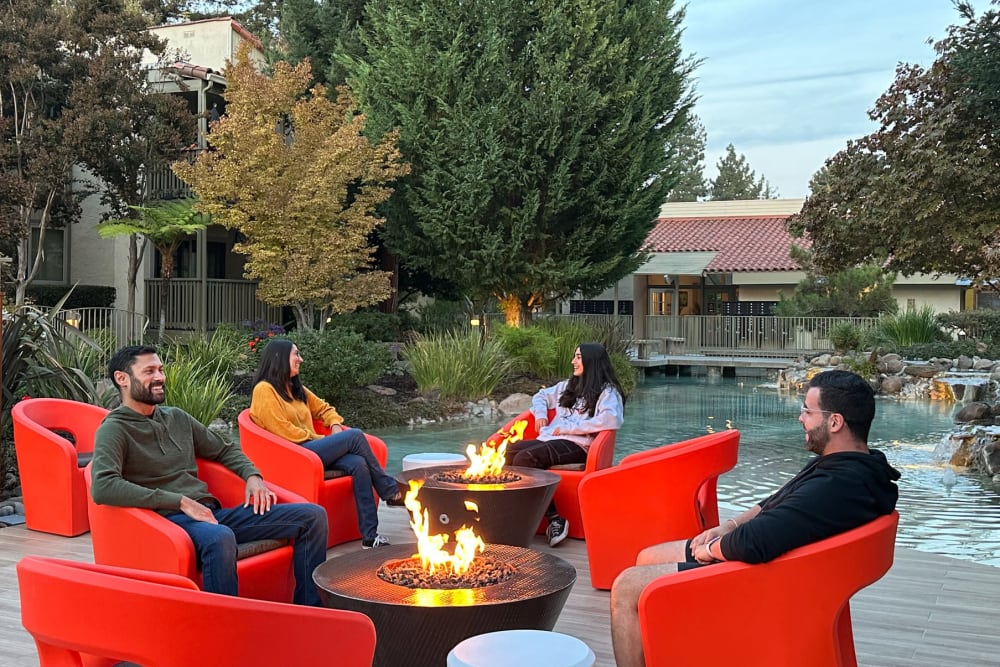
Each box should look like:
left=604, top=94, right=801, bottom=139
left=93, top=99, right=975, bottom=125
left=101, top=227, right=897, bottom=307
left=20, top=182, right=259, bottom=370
left=84, top=458, right=299, bottom=602
left=578, top=429, right=740, bottom=589
left=17, top=556, right=376, bottom=667
left=12, top=398, right=109, bottom=536
left=238, top=409, right=389, bottom=547
left=638, top=511, right=899, bottom=667
left=488, top=409, right=617, bottom=540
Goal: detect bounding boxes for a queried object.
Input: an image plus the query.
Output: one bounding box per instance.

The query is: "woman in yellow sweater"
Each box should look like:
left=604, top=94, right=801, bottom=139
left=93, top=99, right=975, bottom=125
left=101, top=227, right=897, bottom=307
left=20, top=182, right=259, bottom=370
left=250, top=339, right=402, bottom=549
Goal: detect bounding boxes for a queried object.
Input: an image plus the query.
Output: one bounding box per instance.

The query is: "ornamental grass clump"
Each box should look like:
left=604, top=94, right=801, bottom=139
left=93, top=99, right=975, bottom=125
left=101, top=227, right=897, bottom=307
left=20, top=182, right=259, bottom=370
left=875, top=306, right=948, bottom=349
left=403, top=331, right=514, bottom=401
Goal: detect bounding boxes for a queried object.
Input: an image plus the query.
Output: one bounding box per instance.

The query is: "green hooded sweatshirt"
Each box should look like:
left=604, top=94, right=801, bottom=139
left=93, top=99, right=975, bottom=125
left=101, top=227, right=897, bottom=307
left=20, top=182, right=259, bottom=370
left=91, top=405, right=260, bottom=514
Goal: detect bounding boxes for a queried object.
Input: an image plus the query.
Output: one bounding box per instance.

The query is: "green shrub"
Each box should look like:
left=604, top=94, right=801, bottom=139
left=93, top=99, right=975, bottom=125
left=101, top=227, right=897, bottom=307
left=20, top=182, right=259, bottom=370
left=289, top=328, right=394, bottom=403
left=170, top=326, right=248, bottom=380
left=413, top=300, right=467, bottom=335
left=896, top=340, right=1000, bottom=360
left=840, top=353, right=878, bottom=379
left=830, top=322, right=863, bottom=353
left=936, top=309, right=1000, bottom=344
left=329, top=310, right=415, bottom=342
left=9, top=284, right=117, bottom=308
left=609, top=351, right=637, bottom=399
left=493, top=325, right=559, bottom=377
left=163, top=357, right=232, bottom=426
left=875, top=306, right=948, bottom=349
left=403, top=331, right=515, bottom=400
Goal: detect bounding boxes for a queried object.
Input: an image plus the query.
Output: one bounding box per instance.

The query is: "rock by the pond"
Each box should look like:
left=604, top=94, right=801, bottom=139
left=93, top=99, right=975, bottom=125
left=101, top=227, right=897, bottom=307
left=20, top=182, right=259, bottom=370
left=498, top=393, right=532, bottom=415
left=954, top=402, right=992, bottom=423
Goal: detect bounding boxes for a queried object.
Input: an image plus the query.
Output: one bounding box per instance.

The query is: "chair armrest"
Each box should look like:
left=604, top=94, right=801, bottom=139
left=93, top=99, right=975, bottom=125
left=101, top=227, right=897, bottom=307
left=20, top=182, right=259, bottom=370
left=196, top=459, right=309, bottom=505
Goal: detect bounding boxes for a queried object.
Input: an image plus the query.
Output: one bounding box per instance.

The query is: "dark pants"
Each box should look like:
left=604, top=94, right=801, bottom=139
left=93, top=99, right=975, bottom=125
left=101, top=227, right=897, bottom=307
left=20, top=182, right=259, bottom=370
left=167, top=502, right=328, bottom=605
left=504, top=438, right=587, bottom=519
left=301, top=428, right=398, bottom=541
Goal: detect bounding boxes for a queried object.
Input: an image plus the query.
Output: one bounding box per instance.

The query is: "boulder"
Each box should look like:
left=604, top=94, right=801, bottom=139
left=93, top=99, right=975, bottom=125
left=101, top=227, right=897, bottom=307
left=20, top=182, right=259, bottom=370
left=881, top=375, right=905, bottom=394
left=983, top=440, right=1000, bottom=476
left=957, top=355, right=974, bottom=370
left=881, top=356, right=905, bottom=374
left=904, top=364, right=941, bottom=379
left=498, top=393, right=533, bottom=416
left=367, top=384, right=397, bottom=396
left=973, top=357, right=996, bottom=371
left=954, top=402, right=992, bottom=423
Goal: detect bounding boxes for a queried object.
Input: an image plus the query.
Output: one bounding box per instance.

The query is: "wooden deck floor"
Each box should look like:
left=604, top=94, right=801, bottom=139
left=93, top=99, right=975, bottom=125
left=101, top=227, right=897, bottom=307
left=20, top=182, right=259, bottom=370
left=3, top=506, right=999, bottom=666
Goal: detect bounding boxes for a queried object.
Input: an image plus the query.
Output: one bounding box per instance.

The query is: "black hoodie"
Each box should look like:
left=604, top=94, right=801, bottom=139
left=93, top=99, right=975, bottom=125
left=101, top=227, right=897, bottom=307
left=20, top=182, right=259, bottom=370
left=720, top=449, right=901, bottom=563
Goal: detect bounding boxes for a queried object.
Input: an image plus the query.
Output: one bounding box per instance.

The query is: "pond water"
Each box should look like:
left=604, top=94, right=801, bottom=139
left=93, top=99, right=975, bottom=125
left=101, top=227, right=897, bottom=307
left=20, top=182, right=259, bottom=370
left=376, top=374, right=1000, bottom=567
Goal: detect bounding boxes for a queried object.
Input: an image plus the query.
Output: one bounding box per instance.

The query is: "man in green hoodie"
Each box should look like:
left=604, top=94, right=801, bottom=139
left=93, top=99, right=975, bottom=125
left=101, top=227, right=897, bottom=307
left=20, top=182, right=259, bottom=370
left=91, top=345, right=328, bottom=605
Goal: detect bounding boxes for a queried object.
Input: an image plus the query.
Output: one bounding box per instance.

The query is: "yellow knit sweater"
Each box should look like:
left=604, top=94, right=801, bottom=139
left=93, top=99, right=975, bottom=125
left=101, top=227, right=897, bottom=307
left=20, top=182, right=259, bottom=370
left=249, top=381, right=344, bottom=444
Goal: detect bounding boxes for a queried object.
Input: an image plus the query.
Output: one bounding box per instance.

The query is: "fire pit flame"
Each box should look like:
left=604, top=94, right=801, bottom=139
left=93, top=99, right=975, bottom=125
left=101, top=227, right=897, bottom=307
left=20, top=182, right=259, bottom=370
left=404, top=480, right=485, bottom=576
left=464, top=419, right=526, bottom=478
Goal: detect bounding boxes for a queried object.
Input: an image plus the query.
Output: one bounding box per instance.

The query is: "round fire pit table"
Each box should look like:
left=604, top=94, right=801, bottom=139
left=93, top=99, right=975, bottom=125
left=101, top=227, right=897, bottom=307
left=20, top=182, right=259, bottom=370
left=396, top=465, right=560, bottom=547
left=314, top=543, right=576, bottom=667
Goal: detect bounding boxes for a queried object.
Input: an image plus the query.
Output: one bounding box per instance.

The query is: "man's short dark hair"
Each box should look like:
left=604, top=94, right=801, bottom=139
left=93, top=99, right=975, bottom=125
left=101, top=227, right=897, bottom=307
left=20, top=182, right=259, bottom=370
left=808, top=370, right=875, bottom=442
left=108, top=345, right=158, bottom=390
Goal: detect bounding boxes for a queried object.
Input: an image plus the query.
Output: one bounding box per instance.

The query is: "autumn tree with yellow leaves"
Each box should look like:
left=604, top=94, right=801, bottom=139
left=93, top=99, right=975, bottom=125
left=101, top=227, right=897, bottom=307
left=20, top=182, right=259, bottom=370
left=174, top=48, right=409, bottom=330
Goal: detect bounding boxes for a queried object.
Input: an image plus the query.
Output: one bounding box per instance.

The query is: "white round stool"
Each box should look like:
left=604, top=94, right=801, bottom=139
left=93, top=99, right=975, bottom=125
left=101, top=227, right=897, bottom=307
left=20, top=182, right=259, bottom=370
left=401, top=452, right=467, bottom=471
left=447, top=629, right=596, bottom=667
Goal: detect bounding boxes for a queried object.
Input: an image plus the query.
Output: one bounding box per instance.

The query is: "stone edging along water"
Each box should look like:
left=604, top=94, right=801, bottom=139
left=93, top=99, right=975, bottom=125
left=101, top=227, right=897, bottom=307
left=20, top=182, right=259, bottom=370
left=779, top=351, right=1000, bottom=484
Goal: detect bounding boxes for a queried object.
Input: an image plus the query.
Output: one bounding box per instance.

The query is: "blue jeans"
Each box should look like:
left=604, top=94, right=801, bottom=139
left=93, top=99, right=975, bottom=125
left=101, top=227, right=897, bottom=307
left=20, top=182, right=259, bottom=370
left=505, top=438, right=587, bottom=519
left=167, top=502, right=328, bottom=605
left=301, top=428, right=398, bottom=541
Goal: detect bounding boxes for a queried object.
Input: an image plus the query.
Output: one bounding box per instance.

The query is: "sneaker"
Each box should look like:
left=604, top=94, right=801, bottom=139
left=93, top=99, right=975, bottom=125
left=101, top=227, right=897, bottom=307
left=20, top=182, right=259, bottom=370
left=362, top=535, right=390, bottom=549
left=546, top=517, right=569, bottom=547
left=384, top=492, right=406, bottom=507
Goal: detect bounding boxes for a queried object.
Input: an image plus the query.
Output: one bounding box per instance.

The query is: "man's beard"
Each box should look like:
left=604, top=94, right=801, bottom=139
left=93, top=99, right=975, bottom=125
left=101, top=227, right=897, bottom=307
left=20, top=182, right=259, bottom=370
left=805, top=422, right=830, bottom=455
left=130, top=379, right=165, bottom=405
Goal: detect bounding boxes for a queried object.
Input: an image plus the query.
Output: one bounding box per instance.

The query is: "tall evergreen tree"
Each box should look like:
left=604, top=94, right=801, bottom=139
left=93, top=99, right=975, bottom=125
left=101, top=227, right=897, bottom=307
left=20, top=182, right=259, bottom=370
left=664, top=115, right=708, bottom=202
left=707, top=143, right=777, bottom=200
left=346, top=0, right=697, bottom=325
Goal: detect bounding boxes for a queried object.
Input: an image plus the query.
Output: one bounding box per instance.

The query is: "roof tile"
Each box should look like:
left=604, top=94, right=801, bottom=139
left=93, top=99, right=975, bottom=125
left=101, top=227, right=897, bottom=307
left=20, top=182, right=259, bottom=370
left=646, top=215, right=808, bottom=272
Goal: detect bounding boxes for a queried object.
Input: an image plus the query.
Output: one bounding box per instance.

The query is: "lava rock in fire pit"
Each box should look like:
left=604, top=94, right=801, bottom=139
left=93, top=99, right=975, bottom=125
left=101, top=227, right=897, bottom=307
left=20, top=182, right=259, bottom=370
left=434, top=470, right=522, bottom=485
left=378, top=556, right=515, bottom=589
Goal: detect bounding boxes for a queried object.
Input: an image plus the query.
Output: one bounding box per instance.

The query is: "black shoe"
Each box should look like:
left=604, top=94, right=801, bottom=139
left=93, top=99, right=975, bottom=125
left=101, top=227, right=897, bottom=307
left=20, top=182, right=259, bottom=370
left=362, top=535, right=390, bottom=549
left=546, top=516, right=569, bottom=547
left=384, top=492, right=406, bottom=507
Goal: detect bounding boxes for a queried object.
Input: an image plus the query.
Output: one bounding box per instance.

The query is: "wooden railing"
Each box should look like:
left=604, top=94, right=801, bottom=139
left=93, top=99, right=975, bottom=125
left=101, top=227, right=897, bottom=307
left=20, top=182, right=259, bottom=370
left=645, top=315, right=879, bottom=356
left=144, top=279, right=283, bottom=331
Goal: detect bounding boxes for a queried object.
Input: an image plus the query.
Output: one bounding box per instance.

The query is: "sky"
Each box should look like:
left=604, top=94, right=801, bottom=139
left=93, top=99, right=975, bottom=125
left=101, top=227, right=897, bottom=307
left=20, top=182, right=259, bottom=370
left=681, top=0, right=992, bottom=198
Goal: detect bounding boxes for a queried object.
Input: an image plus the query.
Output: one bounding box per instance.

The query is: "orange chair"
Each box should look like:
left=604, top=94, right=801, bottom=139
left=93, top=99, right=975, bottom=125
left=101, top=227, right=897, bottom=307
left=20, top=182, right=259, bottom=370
left=237, top=409, right=389, bottom=547
left=638, top=511, right=899, bottom=667
left=578, top=430, right=740, bottom=589
left=84, top=458, right=299, bottom=602
left=17, top=556, right=376, bottom=667
left=12, top=398, right=109, bottom=536
left=488, top=409, right=617, bottom=540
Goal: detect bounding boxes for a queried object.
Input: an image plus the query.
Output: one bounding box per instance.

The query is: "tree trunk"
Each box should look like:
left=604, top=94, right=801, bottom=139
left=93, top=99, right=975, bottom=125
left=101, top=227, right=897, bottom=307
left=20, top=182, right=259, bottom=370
left=159, top=249, right=175, bottom=342
left=498, top=293, right=535, bottom=327
left=126, top=235, right=138, bottom=341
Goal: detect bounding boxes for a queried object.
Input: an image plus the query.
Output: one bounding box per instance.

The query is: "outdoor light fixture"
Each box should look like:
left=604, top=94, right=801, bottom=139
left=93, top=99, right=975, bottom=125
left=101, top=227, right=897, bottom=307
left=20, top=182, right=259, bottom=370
left=470, top=318, right=481, bottom=327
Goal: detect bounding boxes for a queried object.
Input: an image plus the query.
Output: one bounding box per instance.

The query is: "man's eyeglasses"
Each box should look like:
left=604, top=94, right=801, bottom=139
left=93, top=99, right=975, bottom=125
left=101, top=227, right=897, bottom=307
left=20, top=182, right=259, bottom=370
left=800, top=404, right=834, bottom=416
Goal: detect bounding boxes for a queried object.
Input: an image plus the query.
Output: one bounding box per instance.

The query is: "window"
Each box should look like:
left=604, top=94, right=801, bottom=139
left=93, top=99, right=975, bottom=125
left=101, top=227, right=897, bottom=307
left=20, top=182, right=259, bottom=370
left=29, top=227, right=65, bottom=282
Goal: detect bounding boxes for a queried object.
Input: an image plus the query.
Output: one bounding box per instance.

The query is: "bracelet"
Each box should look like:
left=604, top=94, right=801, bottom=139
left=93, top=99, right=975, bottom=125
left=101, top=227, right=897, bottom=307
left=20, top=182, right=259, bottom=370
left=726, top=518, right=739, bottom=530
left=706, top=536, right=722, bottom=559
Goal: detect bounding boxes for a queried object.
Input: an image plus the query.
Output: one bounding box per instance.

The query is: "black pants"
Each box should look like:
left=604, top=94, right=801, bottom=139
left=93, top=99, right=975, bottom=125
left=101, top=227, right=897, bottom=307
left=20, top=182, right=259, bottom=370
left=504, top=438, right=587, bottom=518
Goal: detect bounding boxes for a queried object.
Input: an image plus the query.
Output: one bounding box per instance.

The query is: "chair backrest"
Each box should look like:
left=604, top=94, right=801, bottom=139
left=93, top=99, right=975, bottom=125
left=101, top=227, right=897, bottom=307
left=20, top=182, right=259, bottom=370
left=620, top=430, right=740, bottom=528
left=639, top=511, right=899, bottom=667
left=12, top=398, right=109, bottom=457
left=491, top=409, right=616, bottom=472
left=17, top=556, right=377, bottom=667
left=579, top=430, right=740, bottom=589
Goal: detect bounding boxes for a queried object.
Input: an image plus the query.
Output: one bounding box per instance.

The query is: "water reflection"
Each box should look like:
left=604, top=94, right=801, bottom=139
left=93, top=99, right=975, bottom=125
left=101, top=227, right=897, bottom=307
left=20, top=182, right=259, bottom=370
left=377, top=375, right=1000, bottom=566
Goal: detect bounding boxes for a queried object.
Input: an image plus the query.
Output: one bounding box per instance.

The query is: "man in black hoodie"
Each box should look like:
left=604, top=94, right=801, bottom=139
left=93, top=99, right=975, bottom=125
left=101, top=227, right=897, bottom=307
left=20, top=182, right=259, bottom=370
left=610, top=370, right=901, bottom=667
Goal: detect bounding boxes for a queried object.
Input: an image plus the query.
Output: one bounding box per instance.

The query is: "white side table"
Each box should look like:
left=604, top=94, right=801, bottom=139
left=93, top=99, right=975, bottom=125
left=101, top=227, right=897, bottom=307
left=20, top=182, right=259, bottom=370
left=401, top=452, right=467, bottom=471
left=447, top=629, right=596, bottom=667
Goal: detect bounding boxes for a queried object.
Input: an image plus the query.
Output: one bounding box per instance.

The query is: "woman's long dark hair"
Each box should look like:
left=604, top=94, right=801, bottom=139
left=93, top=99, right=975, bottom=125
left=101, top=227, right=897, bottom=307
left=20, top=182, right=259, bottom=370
left=251, top=339, right=306, bottom=403
left=558, top=342, right=623, bottom=417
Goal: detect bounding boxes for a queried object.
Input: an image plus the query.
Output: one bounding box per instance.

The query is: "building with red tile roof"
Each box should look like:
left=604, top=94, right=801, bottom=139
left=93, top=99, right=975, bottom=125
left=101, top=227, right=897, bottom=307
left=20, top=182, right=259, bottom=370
left=565, top=199, right=965, bottom=333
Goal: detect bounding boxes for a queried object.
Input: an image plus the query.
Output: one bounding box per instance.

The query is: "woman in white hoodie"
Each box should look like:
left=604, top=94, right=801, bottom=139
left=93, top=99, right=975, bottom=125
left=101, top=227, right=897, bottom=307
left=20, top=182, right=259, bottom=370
left=505, top=342, right=624, bottom=546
